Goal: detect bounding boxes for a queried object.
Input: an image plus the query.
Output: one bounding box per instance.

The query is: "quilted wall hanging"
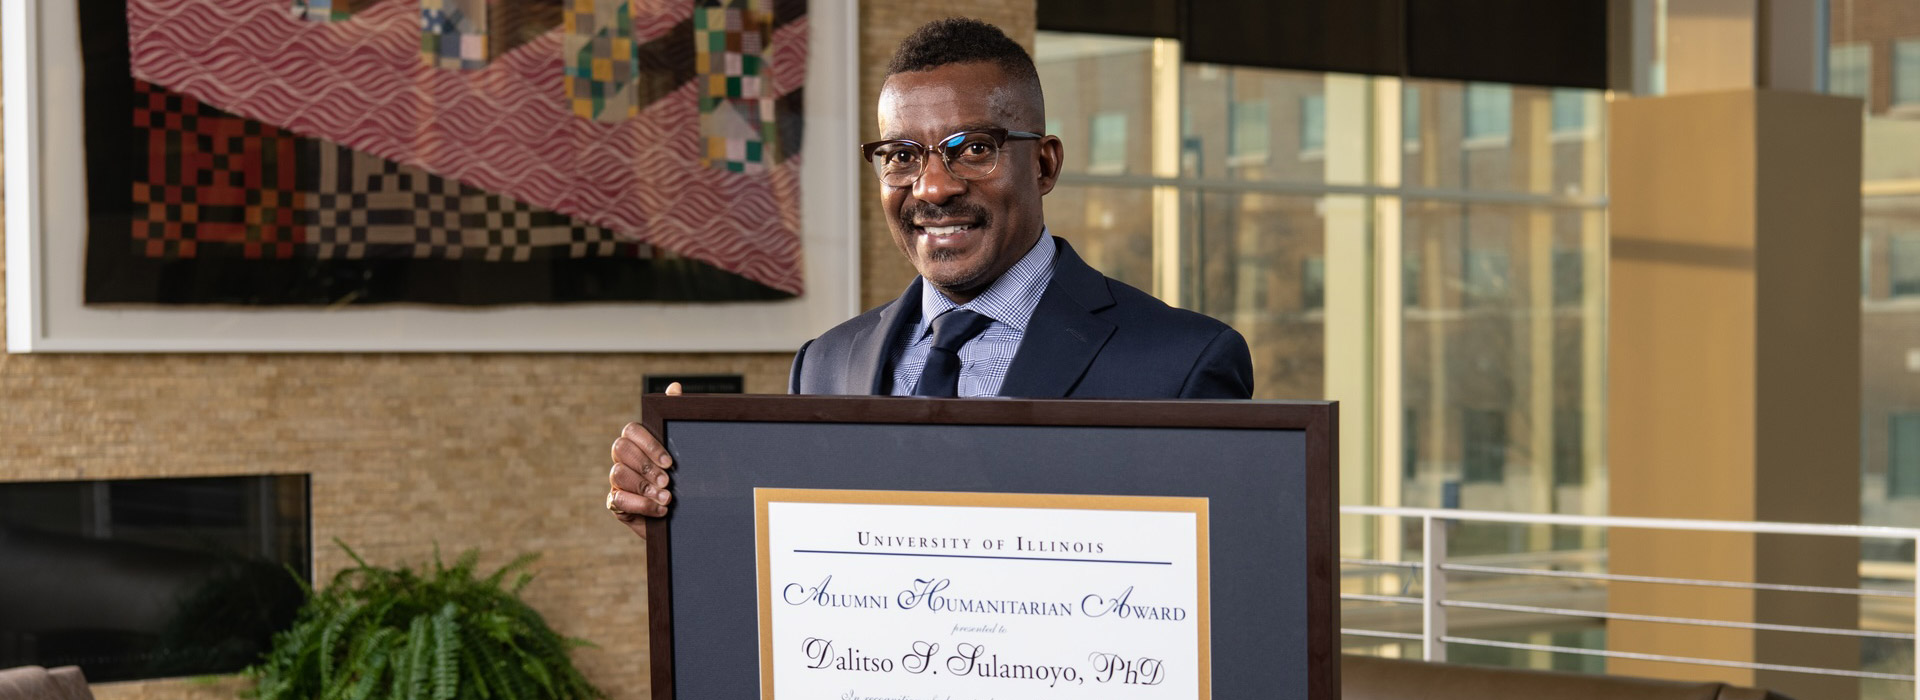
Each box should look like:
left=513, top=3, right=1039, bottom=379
left=80, top=0, right=809, bottom=306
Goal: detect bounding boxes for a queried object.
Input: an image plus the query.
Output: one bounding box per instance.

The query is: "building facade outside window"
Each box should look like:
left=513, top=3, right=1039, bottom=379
left=1834, top=14, right=1920, bottom=558
left=1036, top=29, right=1610, bottom=666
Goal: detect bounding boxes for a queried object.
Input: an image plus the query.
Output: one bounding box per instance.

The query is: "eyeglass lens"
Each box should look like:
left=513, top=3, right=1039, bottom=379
left=871, top=132, right=1004, bottom=186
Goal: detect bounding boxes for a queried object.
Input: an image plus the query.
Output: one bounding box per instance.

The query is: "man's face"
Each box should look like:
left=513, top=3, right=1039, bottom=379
left=876, top=62, right=1062, bottom=303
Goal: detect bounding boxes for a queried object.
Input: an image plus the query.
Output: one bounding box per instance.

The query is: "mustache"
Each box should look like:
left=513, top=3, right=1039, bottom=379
left=899, top=200, right=991, bottom=229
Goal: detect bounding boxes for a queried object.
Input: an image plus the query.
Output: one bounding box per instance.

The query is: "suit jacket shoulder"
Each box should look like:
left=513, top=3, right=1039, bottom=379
left=792, top=237, right=1253, bottom=399
left=1007, top=241, right=1251, bottom=399
left=789, top=281, right=919, bottom=395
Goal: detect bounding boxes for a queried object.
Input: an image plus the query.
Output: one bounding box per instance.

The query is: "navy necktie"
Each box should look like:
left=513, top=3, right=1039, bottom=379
left=913, top=309, right=994, bottom=397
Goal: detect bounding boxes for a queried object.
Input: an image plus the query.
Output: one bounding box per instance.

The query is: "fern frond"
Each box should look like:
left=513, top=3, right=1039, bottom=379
left=450, top=548, right=481, bottom=580
left=458, top=634, right=493, bottom=700
left=318, top=600, right=366, bottom=686
left=344, top=640, right=390, bottom=700
left=405, top=615, right=430, bottom=700
left=431, top=602, right=460, bottom=700
left=476, top=551, right=534, bottom=589
left=335, top=537, right=370, bottom=569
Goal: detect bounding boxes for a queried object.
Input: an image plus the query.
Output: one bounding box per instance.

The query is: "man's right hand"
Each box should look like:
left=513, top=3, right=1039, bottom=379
left=607, top=383, right=680, bottom=539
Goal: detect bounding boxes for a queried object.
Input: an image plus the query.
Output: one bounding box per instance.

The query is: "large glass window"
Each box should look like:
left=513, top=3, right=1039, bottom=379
left=1832, top=18, right=1920, bottom=694
left=1843, top=19, right=1920, bottom=549
left=1035, top=32, right=1608, bottom=539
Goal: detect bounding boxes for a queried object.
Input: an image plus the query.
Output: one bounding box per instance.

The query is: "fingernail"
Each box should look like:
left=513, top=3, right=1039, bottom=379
left=654, top=473, right=669, bottom=488
left=660, top=455, right=673, bottom=468
left=655, top=489, right=672, bottom=504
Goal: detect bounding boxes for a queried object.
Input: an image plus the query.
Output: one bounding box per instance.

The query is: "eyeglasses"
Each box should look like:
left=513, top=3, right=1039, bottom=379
left=859, top=127, right=1043, bottom=187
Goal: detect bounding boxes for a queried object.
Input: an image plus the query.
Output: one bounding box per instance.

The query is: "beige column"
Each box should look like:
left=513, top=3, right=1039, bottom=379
left=1606, top=88, right=1861, bottom=699
left=1371, top=78, right=1406, bottom=574
left=1149, top=39, right=1183, bottom=307
left=1323, top=74, right=1374, bottom=560
left=1510, top=89, right=1556, bottom=548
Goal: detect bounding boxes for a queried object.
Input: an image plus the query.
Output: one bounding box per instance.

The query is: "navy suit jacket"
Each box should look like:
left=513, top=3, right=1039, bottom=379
left=788, top=238, right=1254, bottom=399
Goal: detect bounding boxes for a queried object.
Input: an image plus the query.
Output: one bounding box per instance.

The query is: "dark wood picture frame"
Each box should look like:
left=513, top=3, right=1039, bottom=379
left=641, top=395, right=1337, bottom=700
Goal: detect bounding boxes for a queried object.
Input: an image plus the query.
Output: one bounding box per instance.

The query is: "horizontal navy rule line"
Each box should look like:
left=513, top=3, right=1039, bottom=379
left=792, top=549, right=1171, bottom=565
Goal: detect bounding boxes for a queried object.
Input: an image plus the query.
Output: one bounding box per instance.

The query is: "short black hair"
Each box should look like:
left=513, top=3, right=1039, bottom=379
left=887, top=18, right=1037, bottom=81
left=885, top=18, right=1044, bottom=125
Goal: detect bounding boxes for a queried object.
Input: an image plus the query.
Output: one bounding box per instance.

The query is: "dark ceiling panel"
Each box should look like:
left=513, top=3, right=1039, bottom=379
left=1038, top=0, right=1179, bottom=38
left=1405, top=0, right=1610, bottom=88
left=1038, top=0, right=1610, bottom=89
left=1182, top=0, right=1403, bottom=76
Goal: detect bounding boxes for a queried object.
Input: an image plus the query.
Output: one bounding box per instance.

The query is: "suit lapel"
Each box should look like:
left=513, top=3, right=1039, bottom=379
left=844, top=278, right=922, bottom=394
left=999, top=239, right=1116, bottom=398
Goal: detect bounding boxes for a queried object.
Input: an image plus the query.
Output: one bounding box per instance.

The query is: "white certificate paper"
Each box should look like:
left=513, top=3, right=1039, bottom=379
left=755, top=488, right=1211, bottom=700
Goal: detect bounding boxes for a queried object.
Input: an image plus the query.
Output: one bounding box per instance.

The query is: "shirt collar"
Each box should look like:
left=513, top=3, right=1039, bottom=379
left=917, top=229, right=1056, bottom=335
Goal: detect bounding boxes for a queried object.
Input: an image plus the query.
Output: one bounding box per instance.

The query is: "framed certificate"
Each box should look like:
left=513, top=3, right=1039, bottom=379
left=642, top=395, right=1336, bottom=700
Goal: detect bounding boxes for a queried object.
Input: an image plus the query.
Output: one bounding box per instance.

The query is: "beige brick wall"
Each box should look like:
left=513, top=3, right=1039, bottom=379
left=0, top=2, right=1033, bottom=699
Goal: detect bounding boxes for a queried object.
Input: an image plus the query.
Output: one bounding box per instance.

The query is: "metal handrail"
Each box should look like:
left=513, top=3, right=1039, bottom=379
left=1338, top=505, right=1920, bottom=696
left=1341, top=504, right=1920, bottom=539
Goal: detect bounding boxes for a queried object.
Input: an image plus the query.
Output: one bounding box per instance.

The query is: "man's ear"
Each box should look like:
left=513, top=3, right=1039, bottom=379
left=1035, top=135, right=1064, bottom=196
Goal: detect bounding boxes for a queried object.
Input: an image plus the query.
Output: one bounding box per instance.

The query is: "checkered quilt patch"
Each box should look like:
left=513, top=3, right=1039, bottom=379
left=421, top=0, right=490, bottom=70
left=565, top=0, right=640, bottom=121
left=130, top=79, right=310, bottom=259
left=307, top=144, right=646, bottom=262
left=695, top=0, right=778, bottom=173
left=421, top=1, right=566, bottom=70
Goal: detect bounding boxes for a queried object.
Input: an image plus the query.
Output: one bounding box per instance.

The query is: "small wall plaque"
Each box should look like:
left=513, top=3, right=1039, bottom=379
left=644, top=374, right=746, bottom=394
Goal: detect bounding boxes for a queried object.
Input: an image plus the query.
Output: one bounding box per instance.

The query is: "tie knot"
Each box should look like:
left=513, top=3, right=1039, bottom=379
left=928, top=309, right=993, bottom=353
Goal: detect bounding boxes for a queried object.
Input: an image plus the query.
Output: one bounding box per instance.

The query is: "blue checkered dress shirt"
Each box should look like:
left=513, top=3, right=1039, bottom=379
left=889, top=232, right=1056, bottom=397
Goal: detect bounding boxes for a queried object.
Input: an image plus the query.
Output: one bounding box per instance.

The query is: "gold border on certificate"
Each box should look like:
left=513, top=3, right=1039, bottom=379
left=754, top=487, right=1212, bottom=699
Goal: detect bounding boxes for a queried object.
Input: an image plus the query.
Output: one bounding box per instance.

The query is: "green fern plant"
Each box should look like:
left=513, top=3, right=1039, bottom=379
left=245, top=540, right=604, bottom=700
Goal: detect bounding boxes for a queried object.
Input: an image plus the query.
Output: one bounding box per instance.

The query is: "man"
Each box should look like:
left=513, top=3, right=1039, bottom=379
left=607, top=18, right=1253, bottom=534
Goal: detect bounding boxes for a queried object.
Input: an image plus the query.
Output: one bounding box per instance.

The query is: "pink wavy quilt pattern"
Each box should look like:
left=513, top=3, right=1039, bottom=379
left=127, top=0, right=808, bottom=294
